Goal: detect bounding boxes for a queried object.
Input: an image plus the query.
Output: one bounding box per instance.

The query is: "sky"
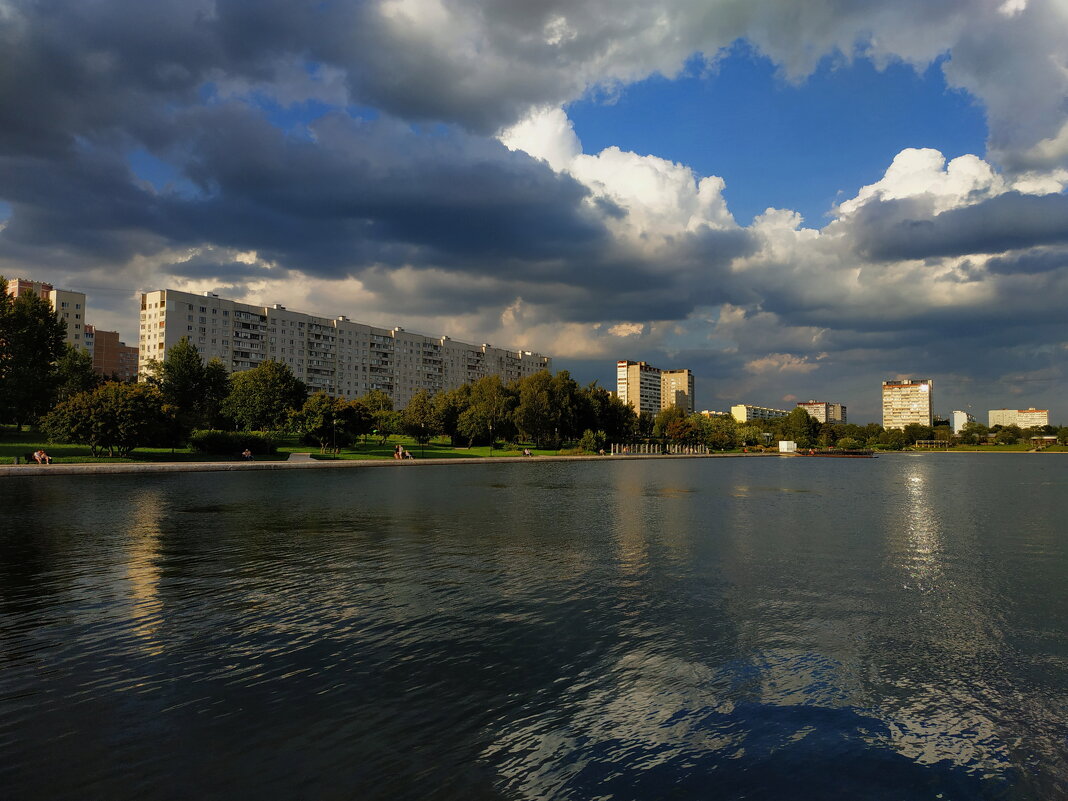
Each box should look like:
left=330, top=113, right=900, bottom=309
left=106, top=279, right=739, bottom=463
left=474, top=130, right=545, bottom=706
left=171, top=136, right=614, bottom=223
left=1, top=0, right=1067, bottom=424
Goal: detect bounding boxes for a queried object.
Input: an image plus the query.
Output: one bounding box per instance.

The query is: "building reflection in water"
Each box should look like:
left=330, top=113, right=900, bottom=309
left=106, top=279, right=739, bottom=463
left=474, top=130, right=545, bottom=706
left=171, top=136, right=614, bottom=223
left=123, top=486, right=165, bottom=657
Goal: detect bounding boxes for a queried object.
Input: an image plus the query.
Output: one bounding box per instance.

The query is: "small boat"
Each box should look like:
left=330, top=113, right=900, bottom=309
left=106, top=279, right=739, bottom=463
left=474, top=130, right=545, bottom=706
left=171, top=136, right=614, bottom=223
left=797, top=448, right=877, bottom=458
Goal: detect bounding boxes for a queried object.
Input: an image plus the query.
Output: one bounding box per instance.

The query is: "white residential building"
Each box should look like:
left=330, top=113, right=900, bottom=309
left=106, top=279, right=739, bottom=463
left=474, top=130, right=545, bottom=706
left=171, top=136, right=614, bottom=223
left=731, top=404, right=790, bottom=423
left=796, top=400, right=847, bottom=424
left=616, top=361, right=695, bottom=415
left=881, top=379, right=933, bottom=429
left=988, top=408, right=1049, bottom=428
left=138, top=289, right=551, bottom=408
left=950, top=410, right=975, bottom=434
left=5, top=278, right=88, bottom=350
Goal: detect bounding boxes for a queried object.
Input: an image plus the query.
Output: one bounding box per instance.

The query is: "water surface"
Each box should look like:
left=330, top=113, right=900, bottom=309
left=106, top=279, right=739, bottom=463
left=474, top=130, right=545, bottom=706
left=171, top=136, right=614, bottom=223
left=2, top=455, right=1067, bottom=799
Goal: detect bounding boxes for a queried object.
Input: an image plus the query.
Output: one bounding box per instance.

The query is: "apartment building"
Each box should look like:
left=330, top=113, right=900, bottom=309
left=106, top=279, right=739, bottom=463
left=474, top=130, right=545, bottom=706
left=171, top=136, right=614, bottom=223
left=85, top=324, right=139, bottom=382
left=796, top=400, right=847, bottom=424
left=730, top=404, right=790, bottom=424
left=5, top=277, right=88, bottom=350
left=951, top=410, right=975, bottom=434
left=988, top=408, right=1049, bottom=428
left=881, top=379, right=933, bottom=429
left=138, top=289, right=551, bottom=408
left=615, top=361, right=695, bottom=415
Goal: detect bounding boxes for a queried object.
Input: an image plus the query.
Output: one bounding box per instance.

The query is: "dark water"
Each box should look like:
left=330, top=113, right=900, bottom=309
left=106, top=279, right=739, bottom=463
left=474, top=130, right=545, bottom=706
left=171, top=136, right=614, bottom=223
left=2, top=455, right=1067, bottom=800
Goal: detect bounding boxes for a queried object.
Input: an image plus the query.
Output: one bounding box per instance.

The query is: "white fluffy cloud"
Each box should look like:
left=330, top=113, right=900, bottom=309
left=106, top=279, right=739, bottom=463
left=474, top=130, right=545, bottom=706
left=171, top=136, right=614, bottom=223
left=501, top=107, right=736, bottom=252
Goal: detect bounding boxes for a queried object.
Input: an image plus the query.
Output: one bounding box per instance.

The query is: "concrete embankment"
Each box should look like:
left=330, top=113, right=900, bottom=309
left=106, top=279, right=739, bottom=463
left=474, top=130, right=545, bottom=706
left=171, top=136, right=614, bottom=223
left=0, top=450, right=776, bottom=478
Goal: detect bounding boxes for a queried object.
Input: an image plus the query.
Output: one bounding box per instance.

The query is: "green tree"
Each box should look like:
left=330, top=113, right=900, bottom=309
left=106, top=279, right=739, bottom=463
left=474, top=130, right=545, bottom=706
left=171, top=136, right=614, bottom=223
left=222, top=360, right=307, bottom=431
left=401, top=390, right=439, bottom=445
left=359, top=389, right=394, bottom=414
left=737, top=424, right=764, bottom=447
left=665, top=415, right=703, bottom=445
left=784, top=407, right=821, bottom=448
left=704, top=415, right=738, bottom=450
left=513, top=371, right=555, bottom=446
left=41, top=382, right=171, bottom=457
left=294, top=393, right=353, bottom=452
left=653, top=404, right=687, bottom=438
left=994, top=425, right=1022, bottom=445
left=54, top=343, right=100, bottom=403
left=879, top=429, right=908, bottom=450
left=201, top=358, right=231, bottom=429
left=578, top=429, right=607, bottom=453
left=959, top=420, right=989, bottom=445
left=579, top=382, right=637, bottom=442
left=459, top=375, right=515, bottom=446
left=345, top=399, right=375, bottom=443
left=903, top=422, right=934, bottom=445
left=146, top=337, right=233, bottom=434
left=0, top=281, right=67, bottom=428
left=433, top=384, right=472, bottom=446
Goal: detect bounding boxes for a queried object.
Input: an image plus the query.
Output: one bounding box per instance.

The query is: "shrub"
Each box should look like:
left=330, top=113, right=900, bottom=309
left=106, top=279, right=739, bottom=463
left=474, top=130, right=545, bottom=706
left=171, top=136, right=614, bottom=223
left=189, top=430, right=277, bottom=456
left=578, top=429, right=606, bottom=453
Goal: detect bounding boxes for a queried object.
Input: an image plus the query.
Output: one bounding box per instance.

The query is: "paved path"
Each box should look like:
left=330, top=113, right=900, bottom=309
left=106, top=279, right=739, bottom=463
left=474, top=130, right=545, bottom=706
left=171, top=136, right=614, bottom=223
left=0, top=451, right=773, bottom=478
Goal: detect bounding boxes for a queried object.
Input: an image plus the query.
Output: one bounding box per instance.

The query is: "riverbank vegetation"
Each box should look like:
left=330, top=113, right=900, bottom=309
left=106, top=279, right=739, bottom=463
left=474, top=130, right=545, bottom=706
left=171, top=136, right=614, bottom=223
left=4, top=295, right=1066, bottom=462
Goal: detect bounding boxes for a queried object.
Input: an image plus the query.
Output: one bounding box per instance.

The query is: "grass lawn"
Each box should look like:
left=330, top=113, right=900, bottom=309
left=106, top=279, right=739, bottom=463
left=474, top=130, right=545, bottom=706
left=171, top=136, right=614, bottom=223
left=285, top=436, right=566, bottom=461
left=1, top=428, right=572, bottom=464
left=0, top=427, right=287, bottom=464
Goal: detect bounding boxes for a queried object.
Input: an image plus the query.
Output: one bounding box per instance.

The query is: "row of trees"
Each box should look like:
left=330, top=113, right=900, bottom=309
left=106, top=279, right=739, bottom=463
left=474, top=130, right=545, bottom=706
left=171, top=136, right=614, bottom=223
left=37, top=338, right=643, bottom=454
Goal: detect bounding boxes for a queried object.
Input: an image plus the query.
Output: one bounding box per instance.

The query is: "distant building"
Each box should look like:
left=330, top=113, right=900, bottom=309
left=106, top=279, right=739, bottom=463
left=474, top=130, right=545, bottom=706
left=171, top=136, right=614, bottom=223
left=950, top=410, right=975, bottom=434
left=85, top=324, right=139, bottom=382
left=139, top=289, right=550, bottom=408
left=699, top=410, right=730, bottom=418
left=731, top=404, right=790, bottom=424
left=988, top=408, right=1049, bottom=428
left=881, top=379, right=933, bottom=429
left=5, top=277, right=88, bottom=350
left=616, top=361, right=695, bottom=415
left=796, top=400, right=847, bottom=424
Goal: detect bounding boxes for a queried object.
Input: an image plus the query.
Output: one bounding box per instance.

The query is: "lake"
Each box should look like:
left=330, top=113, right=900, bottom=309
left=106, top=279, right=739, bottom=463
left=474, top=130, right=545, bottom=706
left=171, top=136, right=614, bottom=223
left=2, top=454, right=1067, bottom=800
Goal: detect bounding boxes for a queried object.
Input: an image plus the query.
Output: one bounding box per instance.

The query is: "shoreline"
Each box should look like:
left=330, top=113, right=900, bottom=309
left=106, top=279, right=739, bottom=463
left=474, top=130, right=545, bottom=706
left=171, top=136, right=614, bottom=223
left=2, top=448, right=1062, bottom=478
left=0, top=451, right=778, bottom=478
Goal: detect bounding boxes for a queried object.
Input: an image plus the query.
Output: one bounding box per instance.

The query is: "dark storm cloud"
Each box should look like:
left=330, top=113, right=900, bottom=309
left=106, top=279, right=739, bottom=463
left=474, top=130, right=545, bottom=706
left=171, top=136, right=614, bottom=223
left=0, top=90, right=612, bottom=279
left=854, top=192, right=1068, bottom=262
left=161, top=254, right=285, bottom=281
left=984, top=247, right=1068, bottom=276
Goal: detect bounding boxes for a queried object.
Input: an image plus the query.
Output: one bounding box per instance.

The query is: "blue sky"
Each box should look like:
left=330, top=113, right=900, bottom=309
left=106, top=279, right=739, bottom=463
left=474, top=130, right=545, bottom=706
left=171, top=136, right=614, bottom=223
left=568, top=46, right=989, bottom=227
left=1, top=0, right=1067, bottom=423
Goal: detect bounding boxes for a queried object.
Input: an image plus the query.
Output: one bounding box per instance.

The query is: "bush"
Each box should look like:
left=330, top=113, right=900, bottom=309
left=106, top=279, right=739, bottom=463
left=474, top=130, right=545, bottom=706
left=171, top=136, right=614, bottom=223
left=189, top=430, right=277, bottom=456
left=578, top=429, right=606, bottom=453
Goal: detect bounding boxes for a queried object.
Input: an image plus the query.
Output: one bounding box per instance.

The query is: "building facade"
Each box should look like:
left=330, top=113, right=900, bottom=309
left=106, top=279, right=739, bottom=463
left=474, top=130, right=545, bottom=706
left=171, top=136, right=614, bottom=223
left=661, top=369, right=695, bottom=414
left=988, top=408, right=1049, bottom=428
left=881, top=379, right=933, bottom=429
left=5, top=278, right=88, bottom=350
left=138, top=289, right=551, bottom=408
left=730, top=404, right=790, bottom=424
left=86, top=325, right=139, bottom=382
left=796, top=400, right=847, bottom=424
left=951, top=410, right=975, bottom=434
left=616, top=361, right=695, bottom=415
